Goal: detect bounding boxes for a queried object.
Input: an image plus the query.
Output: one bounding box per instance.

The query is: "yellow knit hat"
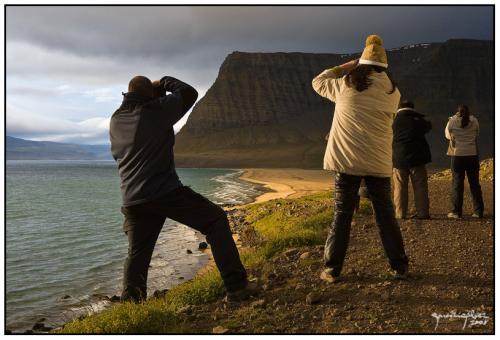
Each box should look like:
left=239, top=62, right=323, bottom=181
left=359, top=34, right=388, bottom=68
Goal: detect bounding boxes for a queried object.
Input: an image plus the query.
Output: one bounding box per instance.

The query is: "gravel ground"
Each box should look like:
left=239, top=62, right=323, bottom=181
left=181, top=179, right=494, bottom=334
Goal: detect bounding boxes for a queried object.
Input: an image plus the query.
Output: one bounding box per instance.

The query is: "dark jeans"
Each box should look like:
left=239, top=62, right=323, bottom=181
left=451, top=156, right=484, bottom=216
left=324, top=173, right=408, bottom=276
left=120, top=186, right=247, bottom=302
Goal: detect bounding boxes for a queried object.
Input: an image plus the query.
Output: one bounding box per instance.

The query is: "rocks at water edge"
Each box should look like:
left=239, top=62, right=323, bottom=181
left=32, top=322, right=53, bottom=332
left=152, top=289, right=169, bottom=299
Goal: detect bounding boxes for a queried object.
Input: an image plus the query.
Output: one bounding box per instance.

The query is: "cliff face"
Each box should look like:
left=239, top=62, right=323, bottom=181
left=175, top=39, right=493, bottom=168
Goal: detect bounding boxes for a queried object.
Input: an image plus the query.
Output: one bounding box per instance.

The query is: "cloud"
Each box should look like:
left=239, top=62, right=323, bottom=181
left=7, top=40, right=218, bottom=91
left=85, top=88, right=121, bottom=103
left=7, top=103, right=111, bottom=144
left=7, top=98, right=194, bottom=144
left=5, top=5, right=493, bottom=143
left=7, top=6, right=493, bottom=59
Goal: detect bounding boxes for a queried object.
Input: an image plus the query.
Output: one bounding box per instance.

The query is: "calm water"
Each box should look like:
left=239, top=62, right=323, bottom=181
left=6, top=161, right=262, bottom=332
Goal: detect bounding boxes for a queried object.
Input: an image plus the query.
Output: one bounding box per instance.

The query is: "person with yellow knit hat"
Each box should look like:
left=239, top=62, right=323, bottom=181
left=312, top=34, right=409, bottom=282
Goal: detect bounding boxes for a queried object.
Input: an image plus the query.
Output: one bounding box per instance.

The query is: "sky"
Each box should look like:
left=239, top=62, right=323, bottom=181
left=6, top=5, right=493, bottom=144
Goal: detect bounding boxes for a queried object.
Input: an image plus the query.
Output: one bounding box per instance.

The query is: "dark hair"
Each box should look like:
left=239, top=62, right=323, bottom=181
left=345, top=64, right=397, bottom=94
left=399, top=99, right=414, bottom=109
left=457, top=104, right=470, bottom=128
left=128, top=75, right=153, bottom=97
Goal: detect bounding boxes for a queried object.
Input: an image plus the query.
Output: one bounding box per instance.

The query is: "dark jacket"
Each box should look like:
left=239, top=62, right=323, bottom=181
left=392, top=108, right=432, bottom=169
left=110, top=76, right=198, bottom=207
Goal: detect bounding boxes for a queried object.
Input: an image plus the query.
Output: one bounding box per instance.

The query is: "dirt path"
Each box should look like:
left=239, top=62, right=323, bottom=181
left=182, top=179, right=493, bottom=334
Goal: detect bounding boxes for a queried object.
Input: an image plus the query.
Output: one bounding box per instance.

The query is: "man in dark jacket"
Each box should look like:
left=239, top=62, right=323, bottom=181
left=110, top=75, right=258, bottom=302
left=392, top=99, right=432, bottom=219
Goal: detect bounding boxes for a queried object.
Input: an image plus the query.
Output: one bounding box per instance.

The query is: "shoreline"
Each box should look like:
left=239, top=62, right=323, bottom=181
left=39, top=168, right=331, bottom=334
left=201, top=168, right=333, bottom=282
left=8, top=223, right=209, bottom=334
left=239, top=168, right=333, bottom=204
left=200, top=168, right=333, bottom=280
left=8, top=168, right=261, bottom=334
left=55, top=165, right=494, bottom=334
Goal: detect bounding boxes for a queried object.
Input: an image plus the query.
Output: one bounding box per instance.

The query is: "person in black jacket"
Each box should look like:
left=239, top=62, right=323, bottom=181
left=392, top=99, right=432, bottom=219
left=110, top=75, right=258, bottom=303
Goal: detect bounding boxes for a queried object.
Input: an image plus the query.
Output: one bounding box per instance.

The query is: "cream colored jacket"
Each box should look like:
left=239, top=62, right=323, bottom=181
left=445, top=114, right=479, bottom=156
left=312, top=68, right=401, bottom=177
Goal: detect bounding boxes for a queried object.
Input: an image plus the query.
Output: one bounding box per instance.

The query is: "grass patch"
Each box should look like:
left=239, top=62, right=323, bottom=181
left=357, top=198, right=373, bottom=216
left=58, top=269, right=225, bottom=334
left=59, top=299, right=185, bottom=334
left=244, top=192, right=333, bottom=259
left=58, top=190, right=342, bottom=334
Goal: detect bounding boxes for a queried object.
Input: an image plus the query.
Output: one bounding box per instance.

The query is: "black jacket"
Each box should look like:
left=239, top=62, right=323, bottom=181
left=392, top=108, right=432, bottom=169
left=110, top=76, right=198, bottom=206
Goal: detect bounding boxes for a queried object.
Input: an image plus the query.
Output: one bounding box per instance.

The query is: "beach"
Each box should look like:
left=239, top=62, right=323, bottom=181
left=203, top=168, right=333, bottom=270
left=239, top=168, right=333, bottom=203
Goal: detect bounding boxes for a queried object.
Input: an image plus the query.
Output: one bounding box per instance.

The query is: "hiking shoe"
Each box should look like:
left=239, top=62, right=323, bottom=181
left=447, top=212, right=461, bottom=219
left=225, top=281, right=261, bottom=302
left=320, top=270, right=341, bottom=283
left=471, top=213, right=483, bottom=218
left=393, top=265, right=409, bottom=280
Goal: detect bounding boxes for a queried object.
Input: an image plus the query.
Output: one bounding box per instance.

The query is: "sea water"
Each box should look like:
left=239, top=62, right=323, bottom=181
left=6, top=160, right=263, bottom=332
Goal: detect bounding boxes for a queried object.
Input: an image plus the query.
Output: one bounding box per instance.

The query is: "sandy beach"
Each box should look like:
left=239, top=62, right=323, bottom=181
left=239, top=168, right=333, bottom=203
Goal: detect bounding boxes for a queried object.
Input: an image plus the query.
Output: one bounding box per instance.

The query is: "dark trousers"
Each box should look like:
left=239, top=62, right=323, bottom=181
left=451, top=156, right=484, bottom=216
left=120, top=186, right=247, bottom=302
left=324, top=173, right=408, bottom=276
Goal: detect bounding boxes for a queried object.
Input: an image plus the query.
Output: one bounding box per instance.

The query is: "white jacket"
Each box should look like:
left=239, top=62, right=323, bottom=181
left=312, top=68, right=401, bottom=177
left=445, top=114, right=479, bottom=156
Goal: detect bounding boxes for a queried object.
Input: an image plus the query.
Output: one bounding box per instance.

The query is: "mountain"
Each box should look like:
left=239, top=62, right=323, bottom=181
left=6, top=136, right=112, bottom=160
left=175, top=39, right=493, bottom=168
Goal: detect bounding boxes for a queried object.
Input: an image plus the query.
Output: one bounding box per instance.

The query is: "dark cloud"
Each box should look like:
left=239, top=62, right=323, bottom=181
left=5, top=5, right=493, bottom=143
left=6, top=6, right=493, bottom=84
left=6, top=6, right=493, bottom=87
left=7, top=6, right=493, bottom=58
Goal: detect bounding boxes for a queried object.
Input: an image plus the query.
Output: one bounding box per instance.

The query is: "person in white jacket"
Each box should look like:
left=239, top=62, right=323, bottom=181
left=312, top=35, right=408, bottom=282
left=445, top=104, right=484, bottom=218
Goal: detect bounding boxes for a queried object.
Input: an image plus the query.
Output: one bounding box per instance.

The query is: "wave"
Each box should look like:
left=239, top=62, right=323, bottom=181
left=209, top=170, right=264, bottom=205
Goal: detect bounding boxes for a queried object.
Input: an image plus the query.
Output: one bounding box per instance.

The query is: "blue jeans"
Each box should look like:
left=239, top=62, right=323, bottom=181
left=324, top=173, right=409, bottom=276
